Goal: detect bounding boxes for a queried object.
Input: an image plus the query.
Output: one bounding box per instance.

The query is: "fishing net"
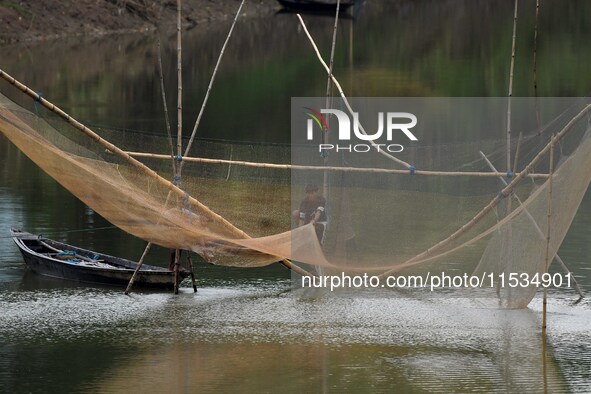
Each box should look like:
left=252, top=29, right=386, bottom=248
left=292, top=97, right=591, bottom=307
left=1, top=88, right=590, bottom=307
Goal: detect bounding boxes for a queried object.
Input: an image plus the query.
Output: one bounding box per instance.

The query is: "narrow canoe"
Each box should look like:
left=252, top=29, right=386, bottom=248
left=11, top=229, right=189, bottom=289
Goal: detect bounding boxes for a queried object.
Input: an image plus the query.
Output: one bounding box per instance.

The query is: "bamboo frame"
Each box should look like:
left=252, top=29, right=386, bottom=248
left=377, top=105, right=591, bottom=280
left=479, top=150, right=584, bottom=299
left=0, top=69, right=315, bottom=279
left=126, top=151, right=550, bottom=179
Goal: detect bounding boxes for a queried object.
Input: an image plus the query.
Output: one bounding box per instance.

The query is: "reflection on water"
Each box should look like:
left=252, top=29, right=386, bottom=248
left=1, top=284, right=590, bottom=392
left=1, top=0, right=591, bottom=392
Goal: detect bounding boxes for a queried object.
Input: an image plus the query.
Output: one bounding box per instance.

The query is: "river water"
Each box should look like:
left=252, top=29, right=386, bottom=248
left=1, top=1, right=591, bottom=392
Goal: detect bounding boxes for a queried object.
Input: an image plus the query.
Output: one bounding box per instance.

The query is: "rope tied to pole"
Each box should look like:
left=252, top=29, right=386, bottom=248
left=34, top=91, right=43, bottom=114
left=183, top=191, right=190, bottom=209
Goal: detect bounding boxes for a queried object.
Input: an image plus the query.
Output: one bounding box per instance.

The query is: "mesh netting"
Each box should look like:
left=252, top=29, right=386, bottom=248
left=1, top=92, right=590, bottom=307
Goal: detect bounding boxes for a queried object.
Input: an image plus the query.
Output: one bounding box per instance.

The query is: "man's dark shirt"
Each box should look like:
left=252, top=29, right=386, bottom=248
left=299, top=196, right=327, bottom=224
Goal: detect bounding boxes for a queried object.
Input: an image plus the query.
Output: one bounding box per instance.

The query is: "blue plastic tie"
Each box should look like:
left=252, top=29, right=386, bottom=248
left=172, top=175, right=182, bottom=186
left=34, top=92, right=43, bottom=114
left=506, top=170, right=514, bottom=180
left=497, top=191, right=504, bottom=199
left=175, top=155, right=183, bottom=162
left=183, top=191, right=192, bottom=217
left=93, top=254, right=100, bottom=260
left=320, top=150, right=329, bottom=159
left=409, top=165, right=416, bottom=175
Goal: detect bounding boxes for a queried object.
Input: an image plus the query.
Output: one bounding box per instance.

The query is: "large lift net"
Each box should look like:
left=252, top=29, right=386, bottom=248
left=1, top=86, right=590, bottom=307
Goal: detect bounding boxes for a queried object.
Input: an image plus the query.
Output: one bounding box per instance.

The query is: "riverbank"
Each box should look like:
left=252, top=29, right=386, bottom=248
left=0, top=0, right=278, bottom=43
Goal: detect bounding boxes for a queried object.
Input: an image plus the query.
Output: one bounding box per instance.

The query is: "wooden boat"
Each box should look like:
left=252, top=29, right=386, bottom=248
left=276, top=0, right=355, bottom=13
left=11, top=229, right=189, bottom=289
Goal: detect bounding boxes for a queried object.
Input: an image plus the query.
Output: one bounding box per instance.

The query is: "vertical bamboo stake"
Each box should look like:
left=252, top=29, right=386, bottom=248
left=174, top=0, right=183, bottom=294
left=507, top=0, right=519, bottom=172
left=157, top=35, right=176, bottom=174
left=503, top=0, right=519, bottom=298
left=125, top=242, right=153, bottom=295
left=174, top=248, right=181, bottom=294
left=542, top=332, right=549, bottom=394
left=128, top=31, right=176, bottom=295
left=533, top=0, right=541, bottom=129
left=182, top=0, right=246, bottom=165
left=326, top=0, right=340, bottom=103
left=176, top=0, right=183, bottom=159
left=542, top=134, right=555, bottom=333
left=187, top=252, right=197, bottom=293
left=323, top=0, right=341, bottom=200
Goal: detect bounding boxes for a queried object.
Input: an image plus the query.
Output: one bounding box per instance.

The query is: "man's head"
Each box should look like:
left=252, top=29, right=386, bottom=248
left=305, top=183, right=319, bottom=199
left=305, top=183, right=319, bottom=193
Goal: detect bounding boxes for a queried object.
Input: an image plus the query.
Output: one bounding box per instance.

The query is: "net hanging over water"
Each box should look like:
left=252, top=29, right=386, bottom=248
left=1, top=83, right=590, bottom=307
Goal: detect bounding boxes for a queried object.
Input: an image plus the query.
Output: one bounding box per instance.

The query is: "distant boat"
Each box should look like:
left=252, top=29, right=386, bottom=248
left=11, top=229, right=189, bottom=289
left=276, top=0, right=355, bottom=14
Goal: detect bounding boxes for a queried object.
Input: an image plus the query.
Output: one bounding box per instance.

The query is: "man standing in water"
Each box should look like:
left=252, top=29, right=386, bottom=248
left=295, top=183, right=327, bottom=244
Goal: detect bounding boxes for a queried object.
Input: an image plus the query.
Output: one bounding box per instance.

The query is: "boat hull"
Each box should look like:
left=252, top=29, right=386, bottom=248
left=11, top=229, right=188, bottom=290
left=277, top=0, right=354, bottom=13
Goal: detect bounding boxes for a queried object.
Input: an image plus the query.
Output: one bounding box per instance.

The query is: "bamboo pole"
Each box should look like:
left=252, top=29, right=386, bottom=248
left=479, top=150, right=584, bottom=298
left=0, top=69, right=315, bottom=279
left=157, top=35, right=176, bottom=173
left=182, top=0, right=246, bottom=166
left=507, top=0, right=519, bottom=171
left=542, top=333, right=549, bottom=393
left=167, top=0, right=248, bottom=288
left=512, top=132, right=523, bottom=174
left=325, top=0, right=341, bottom=108
left=533, top=0, right=541, bottom=129
left=174, top=248, right=181, bottom=294
left=542, top=134, right=555, bottom=333
left=187, top=252, right=197, bottom=293
left=127, top=150, right=550, bottom=179
left=323, top=0, right=341, bottom=200
left=377, top=105, right=591, bottom=280
left=296, top=14, right=411, bottom=170
left=125, top=242, right=152, bottom=295
left=127, top=32, right=177, bottom=295
left=173, top=0, right=184, bottom=293
left=176, top=0, right=182, bottom=159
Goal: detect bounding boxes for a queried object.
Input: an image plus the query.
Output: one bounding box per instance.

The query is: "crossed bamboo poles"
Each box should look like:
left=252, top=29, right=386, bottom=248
left=0, top=69, right=315, bottom=289
left=1, top=6, right=588, bottom=301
